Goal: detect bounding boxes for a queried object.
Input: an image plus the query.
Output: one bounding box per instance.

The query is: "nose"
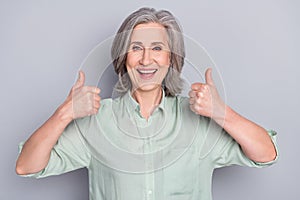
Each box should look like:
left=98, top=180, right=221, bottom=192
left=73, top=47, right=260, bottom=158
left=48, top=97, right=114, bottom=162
left=139, top=48, right=153, bottom=66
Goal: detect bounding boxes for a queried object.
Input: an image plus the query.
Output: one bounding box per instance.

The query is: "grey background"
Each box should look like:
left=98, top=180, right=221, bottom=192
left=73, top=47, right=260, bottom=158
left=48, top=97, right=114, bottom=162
left=1, top=0, right=299, bottom=199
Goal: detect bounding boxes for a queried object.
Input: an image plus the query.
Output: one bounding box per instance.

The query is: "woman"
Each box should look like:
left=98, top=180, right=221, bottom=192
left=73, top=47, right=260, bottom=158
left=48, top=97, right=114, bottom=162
left=16, top=7, right=277, bottom=200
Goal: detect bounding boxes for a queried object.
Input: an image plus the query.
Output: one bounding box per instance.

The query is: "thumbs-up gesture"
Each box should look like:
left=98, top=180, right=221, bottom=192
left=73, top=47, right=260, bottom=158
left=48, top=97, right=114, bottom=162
left=189, top=68, right=226, bottom=121
left=64, top=71, right=101, bottom=120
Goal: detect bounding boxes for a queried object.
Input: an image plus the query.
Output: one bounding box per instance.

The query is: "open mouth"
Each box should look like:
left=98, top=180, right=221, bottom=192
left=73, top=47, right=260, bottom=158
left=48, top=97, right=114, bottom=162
left=136, top=69, right=158, bottom=80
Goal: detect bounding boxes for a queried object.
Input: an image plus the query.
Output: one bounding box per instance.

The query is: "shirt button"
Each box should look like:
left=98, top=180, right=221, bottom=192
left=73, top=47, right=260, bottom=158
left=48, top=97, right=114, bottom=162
left=148, top=190, right=153, bottom=195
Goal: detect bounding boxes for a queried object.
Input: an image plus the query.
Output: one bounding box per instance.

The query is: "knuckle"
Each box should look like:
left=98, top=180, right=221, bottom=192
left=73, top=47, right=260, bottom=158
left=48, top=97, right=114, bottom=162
left=191, top=83, right=200, bottom=90
left=194, top=104, right=199, bottom=111
left=198, top=92, right=204, bottom=98
left=94, top=102, right=100, bottom=109
left=189, top=98, right=194, bottom=105
left=188, top=92, right=194, bottom=98
left=92, top=108, right=98, bottom=114
left=95, top=88, right=101, bottom=94
left=196, top=98, right=202, bottom=104
left=94, top=95, right=101, bottom=101
left=194, top=105, right=202, bottom=114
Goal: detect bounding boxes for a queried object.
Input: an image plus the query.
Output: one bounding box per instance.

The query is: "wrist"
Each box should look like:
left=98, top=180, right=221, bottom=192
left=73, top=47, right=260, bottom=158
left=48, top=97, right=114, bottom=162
left=212, top=104, right=230, bottom=128
left=55, top=100, right=73, bottom=124
left=214, top=105, right=239, bottom=130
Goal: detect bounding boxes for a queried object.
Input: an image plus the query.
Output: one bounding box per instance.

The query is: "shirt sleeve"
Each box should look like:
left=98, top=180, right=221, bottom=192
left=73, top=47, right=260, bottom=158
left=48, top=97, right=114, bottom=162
left=212, top=129, right=278, bottom=169
left=18, top=117, right=92, bottom=179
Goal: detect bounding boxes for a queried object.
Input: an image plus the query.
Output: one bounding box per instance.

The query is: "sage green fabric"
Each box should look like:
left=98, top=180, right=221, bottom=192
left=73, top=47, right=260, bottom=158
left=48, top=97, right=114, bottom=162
left=19, top=90, right=278, bottom=200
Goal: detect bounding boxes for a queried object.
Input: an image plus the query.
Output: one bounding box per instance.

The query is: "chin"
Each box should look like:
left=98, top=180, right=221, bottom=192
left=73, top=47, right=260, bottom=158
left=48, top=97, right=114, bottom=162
left=132, top=83, right=161, bottom=93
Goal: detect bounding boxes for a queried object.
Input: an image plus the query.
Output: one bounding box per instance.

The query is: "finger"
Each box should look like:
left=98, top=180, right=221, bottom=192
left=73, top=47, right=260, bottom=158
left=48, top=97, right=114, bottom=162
left=190, top=104, right=201, bottom=114
left=94, top=94, right=101, bottom=102
left=196, top=91, right=204, bottom=98
left=83, top=86, right=101, bottom=94
left=205, top=68, right=215, bottom=86
left=189, top=97, right=195, bottom=105
left=189, top=104, right=196, bottom=113
left=191, top=83, right=204, bottom=91
left=195, top=96, right=202, bottom=105
left=74, top=70, right=85, bottom=89
left=93, top=101, right=101, bottom=109
left=188, top=90, right=196, bottom=98
left=93, top=87, right=101, bottom=94
left=91, top=108, right=99, bottom=115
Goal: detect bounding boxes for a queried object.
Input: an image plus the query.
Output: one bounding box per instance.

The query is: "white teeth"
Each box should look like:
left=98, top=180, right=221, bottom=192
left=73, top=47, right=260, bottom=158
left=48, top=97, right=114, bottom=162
left=137, top=69, right=157, bottom=74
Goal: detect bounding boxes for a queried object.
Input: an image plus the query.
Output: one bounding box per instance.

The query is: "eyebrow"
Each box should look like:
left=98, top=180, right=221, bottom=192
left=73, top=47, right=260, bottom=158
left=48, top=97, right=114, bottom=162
left=129, top=41, right=167, bottom=46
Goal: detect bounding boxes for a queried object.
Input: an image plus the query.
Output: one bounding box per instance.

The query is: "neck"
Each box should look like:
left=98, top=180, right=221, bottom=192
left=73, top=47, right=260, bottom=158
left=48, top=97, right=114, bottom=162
left=131, top=87, right=163, bottom=119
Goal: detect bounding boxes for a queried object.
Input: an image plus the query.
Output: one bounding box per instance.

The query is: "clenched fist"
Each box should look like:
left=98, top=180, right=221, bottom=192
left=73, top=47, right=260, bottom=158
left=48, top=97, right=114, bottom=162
left=189, top=68, right=226, bottom=122
left=64, top=71, right=101, bottom=120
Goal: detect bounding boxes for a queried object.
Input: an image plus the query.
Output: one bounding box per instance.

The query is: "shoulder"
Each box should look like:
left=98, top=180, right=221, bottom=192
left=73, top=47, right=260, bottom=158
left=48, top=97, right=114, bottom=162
left=165, top=95, right=189, bottom=107
left=96, top=96, right=125, bottom=117
left=165, top=95, right=207, bottom=127
left=169, top=95, right=194, bottom=116
left=100, top=97, right=113, bottom=107
left=93, top=98, right=113, bottom=118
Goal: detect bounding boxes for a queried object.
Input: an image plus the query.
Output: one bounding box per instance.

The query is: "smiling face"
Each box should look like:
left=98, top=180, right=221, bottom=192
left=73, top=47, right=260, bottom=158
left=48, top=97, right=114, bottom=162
left=126, top=22, right=171, bottom=93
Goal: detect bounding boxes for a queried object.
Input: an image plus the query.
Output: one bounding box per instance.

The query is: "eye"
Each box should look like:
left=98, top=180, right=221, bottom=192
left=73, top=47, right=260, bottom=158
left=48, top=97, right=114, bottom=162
left=132, top=45, right=142, bottom=51
left=152, top=46, right=162, bottom=51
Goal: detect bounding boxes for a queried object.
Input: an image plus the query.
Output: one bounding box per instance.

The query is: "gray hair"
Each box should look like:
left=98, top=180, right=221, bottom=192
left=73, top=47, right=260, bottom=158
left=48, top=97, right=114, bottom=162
left=111, top=7, right=185, bottom=97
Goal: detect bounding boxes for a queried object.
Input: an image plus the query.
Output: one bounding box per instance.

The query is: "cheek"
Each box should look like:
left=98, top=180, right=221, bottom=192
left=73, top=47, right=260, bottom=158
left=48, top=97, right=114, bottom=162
left=126, top=53, right=137, bottom=70
left=157, top=52, right=171, bottom=66
left=126, top=54, right=134, bottom=71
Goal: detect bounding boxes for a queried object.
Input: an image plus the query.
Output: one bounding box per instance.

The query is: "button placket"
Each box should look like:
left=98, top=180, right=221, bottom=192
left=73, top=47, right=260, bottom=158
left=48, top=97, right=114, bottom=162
left=144, top=138, right=154, bottom=200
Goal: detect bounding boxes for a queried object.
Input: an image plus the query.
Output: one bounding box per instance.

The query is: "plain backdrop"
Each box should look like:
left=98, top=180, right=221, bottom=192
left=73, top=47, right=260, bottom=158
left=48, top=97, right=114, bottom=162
left=1, top=0, right=299, bottom=199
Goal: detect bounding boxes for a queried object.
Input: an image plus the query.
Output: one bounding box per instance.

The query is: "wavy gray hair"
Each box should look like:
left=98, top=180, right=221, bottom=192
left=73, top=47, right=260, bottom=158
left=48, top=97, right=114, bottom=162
left=111, top=7, right=185, bottom=96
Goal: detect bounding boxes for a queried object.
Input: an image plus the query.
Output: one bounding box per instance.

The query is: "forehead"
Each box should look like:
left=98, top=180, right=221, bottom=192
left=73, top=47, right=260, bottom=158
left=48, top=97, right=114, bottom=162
left=130, top=22, right=169, bottom=43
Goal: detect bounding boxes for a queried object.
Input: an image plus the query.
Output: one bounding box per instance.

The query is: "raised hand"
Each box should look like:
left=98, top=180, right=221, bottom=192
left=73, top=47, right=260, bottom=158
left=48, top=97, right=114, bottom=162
left=188, top=68, right=226, bottom=121
left=65, top=70, right=101, bottom=120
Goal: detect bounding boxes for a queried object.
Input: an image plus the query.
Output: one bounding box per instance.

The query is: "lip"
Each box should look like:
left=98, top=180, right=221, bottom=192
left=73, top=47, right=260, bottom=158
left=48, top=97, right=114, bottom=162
left=136, top=68, right=158, bottom=80
left=137, top=69, right=158, bottom=74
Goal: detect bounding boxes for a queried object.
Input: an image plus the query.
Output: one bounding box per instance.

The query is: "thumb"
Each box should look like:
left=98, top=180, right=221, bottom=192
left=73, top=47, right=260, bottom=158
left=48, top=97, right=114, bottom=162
left=74, top=70, right=85, bottom=88
left=205, top=68, right=214, bottom=86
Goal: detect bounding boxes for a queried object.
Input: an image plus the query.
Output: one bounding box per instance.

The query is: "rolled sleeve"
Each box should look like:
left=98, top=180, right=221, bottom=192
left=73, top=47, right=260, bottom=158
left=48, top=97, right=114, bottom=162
left=17, top=142, right=46, bottom=178
left=17, top=119, right=91, bottom=179
left=252, top=130, right=278, bottom=166
left=213, top=129, right=279, bottom=169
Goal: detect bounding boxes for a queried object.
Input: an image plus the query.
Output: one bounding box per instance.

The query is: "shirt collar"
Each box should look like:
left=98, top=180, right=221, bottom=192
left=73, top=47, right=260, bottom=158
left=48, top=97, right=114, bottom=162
left=123, top=88, right=166, bottom=115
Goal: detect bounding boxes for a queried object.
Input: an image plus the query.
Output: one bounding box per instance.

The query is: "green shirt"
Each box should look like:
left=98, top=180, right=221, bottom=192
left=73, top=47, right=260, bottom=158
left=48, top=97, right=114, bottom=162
left=19, top=91, right=278, bottom=200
